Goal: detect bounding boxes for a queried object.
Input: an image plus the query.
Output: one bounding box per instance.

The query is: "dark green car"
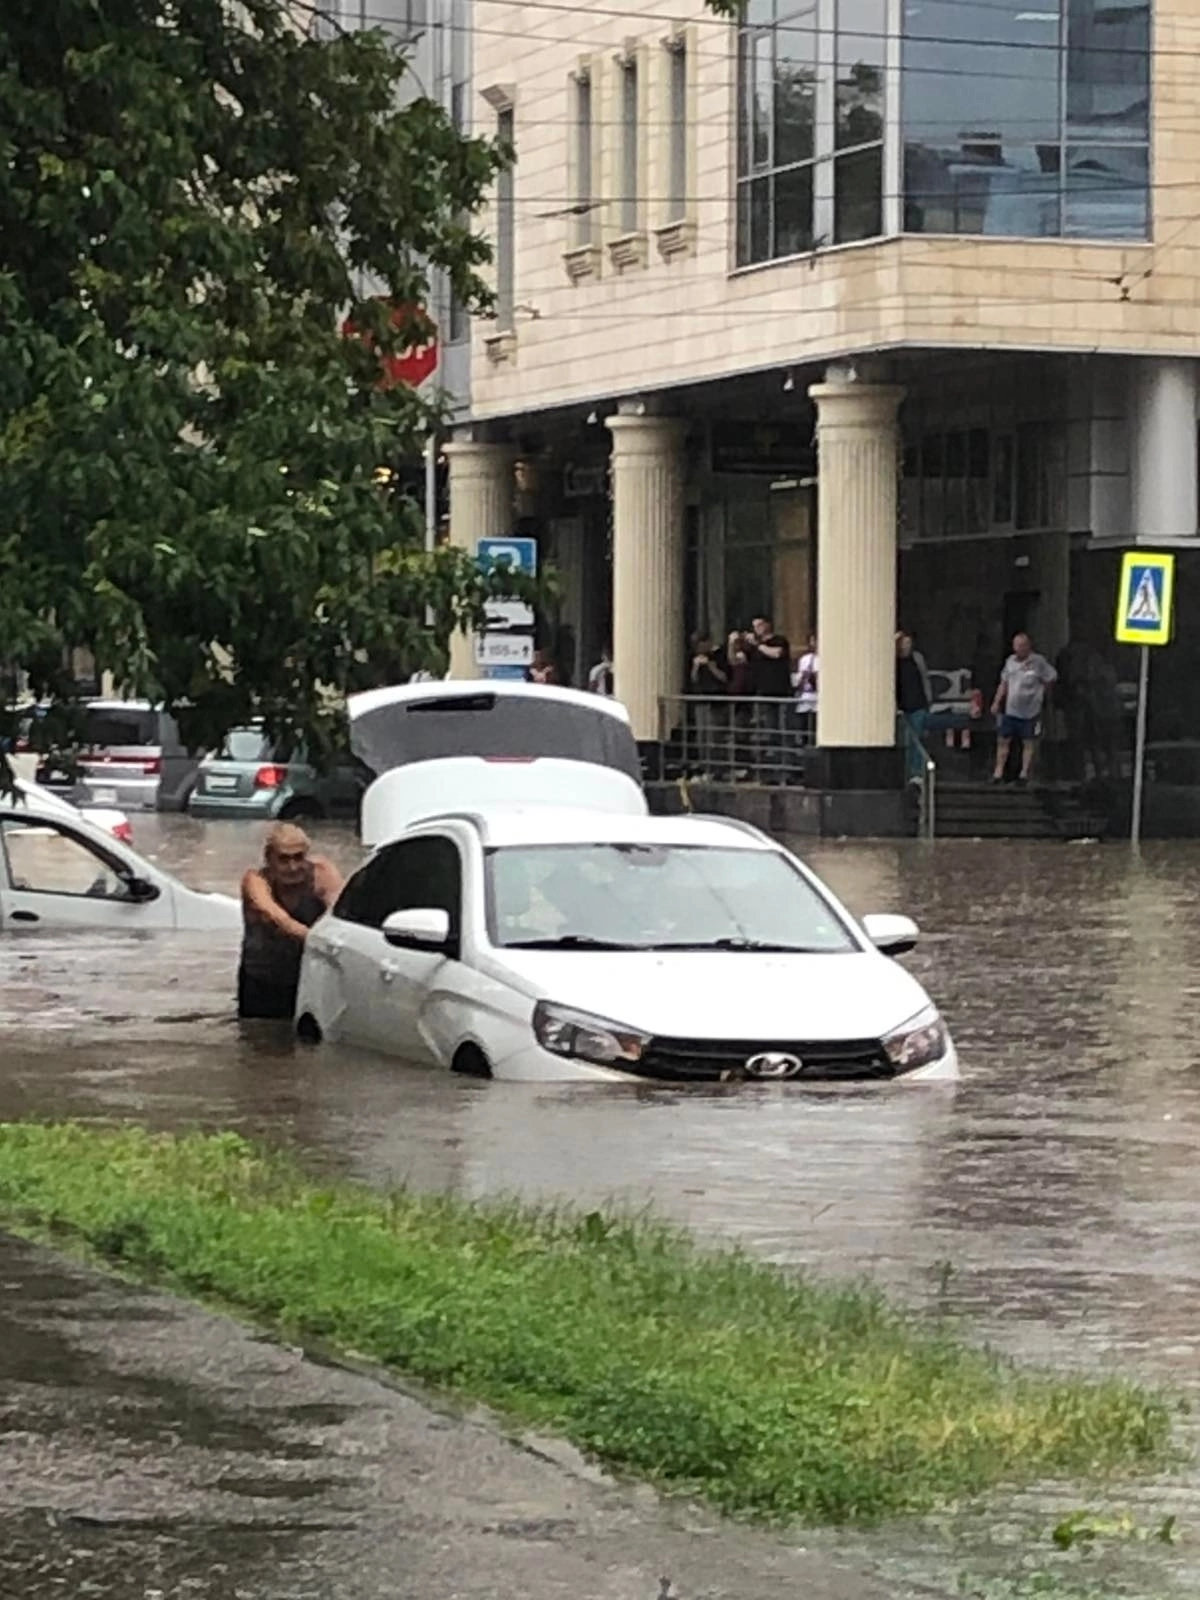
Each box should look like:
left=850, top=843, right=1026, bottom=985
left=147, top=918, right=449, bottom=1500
left=187, top=726, right=367, bottom=822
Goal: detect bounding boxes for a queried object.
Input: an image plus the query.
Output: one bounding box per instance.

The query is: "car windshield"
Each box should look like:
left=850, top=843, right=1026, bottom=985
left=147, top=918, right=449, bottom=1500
left=485, top=843, right=856, bottom=952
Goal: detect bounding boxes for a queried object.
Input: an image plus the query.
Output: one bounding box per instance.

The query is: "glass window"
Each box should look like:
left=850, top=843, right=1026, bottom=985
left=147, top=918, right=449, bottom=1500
left=835, top=0, right=884, bottom=150
left=735, top=0, right=882, bottom=265
left=620, top=56, right=640, bottom=233
left=775, top=163, right=814, bottom=256
left=484, top=844, right=855, bottom=952
left=219, top=728, right=272, bottom=762
left=572, top=71, right=593, bottom=244
left=495, top=109, right=514, bottom=329
left=902, top=0, right=1149, bottom=241
left=447, top=83, right=470, bottom=343
left=335, top=837, right=462, bottom=934
left=774, top=3, right=816, bottom=167
left=1016, top=421, right=1068, bottom=530
left=834, top=145, right=882, bottom=243
left=993, top=434, right=1015, bottom=524
left=667, top=42, right=688, bottom=220
left=1066, top=0, right=1149, bottom=142
left=1, top=819, right=130, bottom=900
left=1064, top=144, right=1149, bottom=239
left=736, top=175, right=771, bottom=266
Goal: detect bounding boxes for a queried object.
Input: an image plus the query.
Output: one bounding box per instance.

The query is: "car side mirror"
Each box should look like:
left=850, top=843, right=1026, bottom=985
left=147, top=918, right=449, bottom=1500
left=382, top=907, right=450, bottom=950
left=861, top=913, right=919, bottom=957
left=123, top=875, right=161, bottom=904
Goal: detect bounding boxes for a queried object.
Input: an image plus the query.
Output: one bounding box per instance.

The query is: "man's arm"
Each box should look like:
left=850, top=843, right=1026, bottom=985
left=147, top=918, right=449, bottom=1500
left=241, top=869, right=311, bottom=941
left=757, top=640, right=786, bottom=659
left=991, top=668, right=1009, bottom=716
left=312, top=856, right=345, bottom=908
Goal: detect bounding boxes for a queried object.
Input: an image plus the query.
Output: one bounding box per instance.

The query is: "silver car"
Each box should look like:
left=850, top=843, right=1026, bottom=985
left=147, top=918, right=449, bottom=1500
left=36, top=701, right=199, bottom=812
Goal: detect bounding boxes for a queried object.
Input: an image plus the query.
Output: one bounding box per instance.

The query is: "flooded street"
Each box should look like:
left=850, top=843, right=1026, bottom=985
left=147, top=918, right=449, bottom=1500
left=4, top=815, right=1200, bottom=1595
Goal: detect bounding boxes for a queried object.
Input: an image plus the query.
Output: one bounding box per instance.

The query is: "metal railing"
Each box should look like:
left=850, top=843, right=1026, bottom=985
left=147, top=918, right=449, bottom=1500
left=899, top=715, right=937, bottom=840
left=658, top=695, right=815, bottom=786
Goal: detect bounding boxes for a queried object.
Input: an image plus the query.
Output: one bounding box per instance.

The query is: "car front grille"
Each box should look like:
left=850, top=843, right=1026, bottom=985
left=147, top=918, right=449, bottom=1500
left=631, top=1036, right=895, bottom=1083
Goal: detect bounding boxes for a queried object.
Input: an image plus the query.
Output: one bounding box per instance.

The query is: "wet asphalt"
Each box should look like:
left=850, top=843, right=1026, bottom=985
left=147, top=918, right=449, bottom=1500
left=3, top=816, right=1200, bottom=1595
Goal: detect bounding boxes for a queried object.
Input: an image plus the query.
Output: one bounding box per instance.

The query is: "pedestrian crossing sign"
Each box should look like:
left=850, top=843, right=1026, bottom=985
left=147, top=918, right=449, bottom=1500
left=1115, top=551, right=1174, bottom=646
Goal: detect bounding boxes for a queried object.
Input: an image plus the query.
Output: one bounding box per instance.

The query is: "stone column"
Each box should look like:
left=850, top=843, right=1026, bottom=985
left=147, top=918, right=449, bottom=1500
left=1130, top=356, right=1198, bottom=540
left=605, top=414, right=686, bottom=741
left=443, top=439, right=516, bottom=679
left=808, top=373, right=905, bottom=769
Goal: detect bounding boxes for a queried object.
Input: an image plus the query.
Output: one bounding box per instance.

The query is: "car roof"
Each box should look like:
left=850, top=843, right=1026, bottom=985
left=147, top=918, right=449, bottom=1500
left=410, top=807, right=775, bottom=851
left=349, top=680, right=631, bottom=725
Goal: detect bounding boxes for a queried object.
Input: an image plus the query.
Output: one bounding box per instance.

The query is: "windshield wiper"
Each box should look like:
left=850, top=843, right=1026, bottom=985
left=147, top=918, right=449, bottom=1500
left=650, top=938, right=833, bottom=953
left=502, top=935, right=647, bottom=951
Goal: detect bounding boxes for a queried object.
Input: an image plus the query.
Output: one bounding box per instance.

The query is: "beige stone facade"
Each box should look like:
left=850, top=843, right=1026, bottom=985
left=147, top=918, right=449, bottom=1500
left=467, top=0, right=1200, bottom=420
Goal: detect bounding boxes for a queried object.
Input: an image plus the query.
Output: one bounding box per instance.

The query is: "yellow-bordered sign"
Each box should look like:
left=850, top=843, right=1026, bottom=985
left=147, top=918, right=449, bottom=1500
left=1115, top=551, right=1175, bottom=646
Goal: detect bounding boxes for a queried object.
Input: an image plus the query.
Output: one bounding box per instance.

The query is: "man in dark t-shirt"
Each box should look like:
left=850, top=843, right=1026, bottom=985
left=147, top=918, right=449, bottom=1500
left=746, top=616, right=792, bottom=698
left=745, top=617, right=791, bottom=776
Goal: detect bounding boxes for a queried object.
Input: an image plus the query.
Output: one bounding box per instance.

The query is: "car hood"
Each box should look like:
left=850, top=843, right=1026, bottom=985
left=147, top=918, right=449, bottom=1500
left=491, top=948, right=934, bottom=1041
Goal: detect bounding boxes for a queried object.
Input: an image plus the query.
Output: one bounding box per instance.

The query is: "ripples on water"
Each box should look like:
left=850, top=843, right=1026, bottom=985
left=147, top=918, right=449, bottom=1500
left=3, top=816, right=1199, bottom=1594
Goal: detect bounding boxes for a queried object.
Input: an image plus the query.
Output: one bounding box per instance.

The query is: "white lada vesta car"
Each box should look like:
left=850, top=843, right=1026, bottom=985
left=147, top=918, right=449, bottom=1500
left=294, top=684, right=958, bottom=1086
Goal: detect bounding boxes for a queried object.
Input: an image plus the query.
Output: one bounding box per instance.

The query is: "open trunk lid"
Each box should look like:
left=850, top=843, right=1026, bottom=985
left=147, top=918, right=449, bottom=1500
left=348, top=682, right=642, bottom=785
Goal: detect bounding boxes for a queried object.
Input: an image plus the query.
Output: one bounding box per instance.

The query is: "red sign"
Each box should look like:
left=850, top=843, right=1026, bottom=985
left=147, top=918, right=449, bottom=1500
left=342, top=300, right=438, bottom=390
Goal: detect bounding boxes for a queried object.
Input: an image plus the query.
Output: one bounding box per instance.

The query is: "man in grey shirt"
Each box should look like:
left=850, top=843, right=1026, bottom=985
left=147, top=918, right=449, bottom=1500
left=991, top=632, right=1057, bottom=783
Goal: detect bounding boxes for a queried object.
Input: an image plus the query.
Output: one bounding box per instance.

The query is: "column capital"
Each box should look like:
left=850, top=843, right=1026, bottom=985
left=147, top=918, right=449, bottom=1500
left=808, top=380, right=905, bottom=429
left=605, top=414, right=688, bottom=456
left=442, top=438, right=517, bottom=462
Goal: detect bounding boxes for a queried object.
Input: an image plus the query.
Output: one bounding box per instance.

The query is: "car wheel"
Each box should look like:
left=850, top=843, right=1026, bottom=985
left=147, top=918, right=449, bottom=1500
left=451, top=1044, right=492, bottom=1079
left=296, top=1013, right=323, bottom=1044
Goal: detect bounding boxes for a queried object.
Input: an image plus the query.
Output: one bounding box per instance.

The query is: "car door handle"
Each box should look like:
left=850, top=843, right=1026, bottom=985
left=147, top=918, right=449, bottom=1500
left=10, top=911, right=38, bottom=923
left=380, top=962, right=400, bottom=983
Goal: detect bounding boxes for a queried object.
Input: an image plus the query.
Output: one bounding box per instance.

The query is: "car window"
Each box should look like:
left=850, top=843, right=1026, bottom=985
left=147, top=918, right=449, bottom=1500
left=0, top=818, right=131, bottom=900
left=484, top=843, right=855, bottom=951
left=335, top=836, right=462, bottom=936
left=220, top=729, right=273, bottom=762
left=83, top=709, right=159, bottom=747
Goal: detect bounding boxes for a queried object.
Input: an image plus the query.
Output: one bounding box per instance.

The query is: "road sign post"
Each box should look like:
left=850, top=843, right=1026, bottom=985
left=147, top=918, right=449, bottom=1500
left=1114, top=551, right=1175, bottom=846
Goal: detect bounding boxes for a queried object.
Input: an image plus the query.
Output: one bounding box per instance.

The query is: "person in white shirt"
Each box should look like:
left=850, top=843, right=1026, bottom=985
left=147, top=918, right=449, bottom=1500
left=587, top=645, right=613, bottom=696
left=793, top=635, right=818, bottom=737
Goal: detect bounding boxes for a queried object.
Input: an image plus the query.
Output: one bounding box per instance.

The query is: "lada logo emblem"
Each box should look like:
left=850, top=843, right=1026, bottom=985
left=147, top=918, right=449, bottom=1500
left=743, top=1051, right=804, bottom=1080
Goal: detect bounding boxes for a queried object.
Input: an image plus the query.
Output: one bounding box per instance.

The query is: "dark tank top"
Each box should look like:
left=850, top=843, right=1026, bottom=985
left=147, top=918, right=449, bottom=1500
left=239, top=871, right=327, bottom=989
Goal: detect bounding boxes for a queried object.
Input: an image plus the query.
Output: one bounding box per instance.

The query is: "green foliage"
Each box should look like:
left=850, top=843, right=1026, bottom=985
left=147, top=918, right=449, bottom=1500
left=0, top=0, right=535, bottom=757
left=0, top=1122, right=1174, bottom=1527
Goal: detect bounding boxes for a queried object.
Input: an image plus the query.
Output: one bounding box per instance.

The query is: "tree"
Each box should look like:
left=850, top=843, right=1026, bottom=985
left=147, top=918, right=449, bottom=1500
left=0, top=0, right=534, bottom=768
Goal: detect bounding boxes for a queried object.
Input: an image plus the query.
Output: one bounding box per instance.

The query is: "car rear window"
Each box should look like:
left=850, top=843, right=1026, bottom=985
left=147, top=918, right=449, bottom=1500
left=219, top=729, right=273, bottom=762
left=83, top=709, right=159, bottom=747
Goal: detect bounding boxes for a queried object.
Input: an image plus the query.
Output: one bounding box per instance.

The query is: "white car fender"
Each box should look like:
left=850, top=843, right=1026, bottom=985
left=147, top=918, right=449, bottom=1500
left=419, top=961, right=529, bottom=1070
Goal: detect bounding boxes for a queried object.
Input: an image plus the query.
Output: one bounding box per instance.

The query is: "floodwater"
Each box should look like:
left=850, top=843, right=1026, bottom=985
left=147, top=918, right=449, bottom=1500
left=3, top=815, right=1200, bottom=1595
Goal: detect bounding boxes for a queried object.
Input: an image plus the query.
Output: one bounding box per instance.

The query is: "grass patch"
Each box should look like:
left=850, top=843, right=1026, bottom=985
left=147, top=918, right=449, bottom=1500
left=0, top=1122, right=1174, bottom=1526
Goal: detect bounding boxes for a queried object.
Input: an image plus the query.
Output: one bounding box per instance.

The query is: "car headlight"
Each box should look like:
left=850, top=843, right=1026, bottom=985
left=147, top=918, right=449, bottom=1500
left=532, top=1001, right=650, bottom=1067
left=883, top=1005, right=949, bottom=1072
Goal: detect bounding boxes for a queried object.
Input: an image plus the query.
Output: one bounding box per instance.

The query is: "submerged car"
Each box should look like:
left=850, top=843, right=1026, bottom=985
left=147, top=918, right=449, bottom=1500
left=189, top=725, right=367, bottom=822
left=0, top=779, right=239, bottom=933
left=23, top=699, right=199, bottom=812
left=295, top=683, right=957, bottom=1084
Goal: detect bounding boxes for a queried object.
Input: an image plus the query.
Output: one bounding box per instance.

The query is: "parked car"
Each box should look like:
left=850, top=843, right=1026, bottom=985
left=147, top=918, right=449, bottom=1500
left=29, top=700, right=199, bottom=812
left=0, top=780, right=238, bottom=932
left=295, top=694, right=957, bottom=1084
left=188, top=725, right=368, bottom=821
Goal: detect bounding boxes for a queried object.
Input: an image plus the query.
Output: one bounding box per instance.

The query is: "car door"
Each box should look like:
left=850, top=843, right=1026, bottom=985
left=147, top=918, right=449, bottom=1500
left=0, top=814, right=176, bottom=932
left=365, top=834, right=464, bottom=1064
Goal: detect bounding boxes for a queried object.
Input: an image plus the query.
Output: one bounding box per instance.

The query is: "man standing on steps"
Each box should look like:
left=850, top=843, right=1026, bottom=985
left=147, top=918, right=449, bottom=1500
left=991, top=632, right=1057, bottom=785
